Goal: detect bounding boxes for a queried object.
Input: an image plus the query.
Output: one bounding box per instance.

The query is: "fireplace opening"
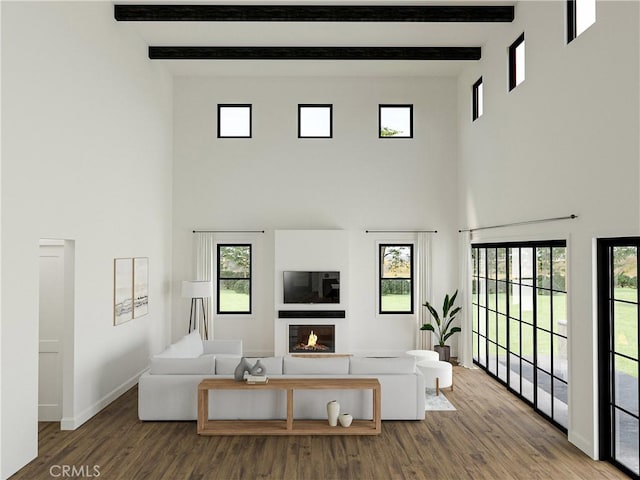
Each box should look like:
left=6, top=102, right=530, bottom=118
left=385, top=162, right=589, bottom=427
left=289, top=324, right=335, bottom=353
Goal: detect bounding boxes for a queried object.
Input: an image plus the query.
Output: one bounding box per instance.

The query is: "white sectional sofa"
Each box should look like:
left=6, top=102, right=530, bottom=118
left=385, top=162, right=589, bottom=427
left=138, top=331, right=425, bottom=421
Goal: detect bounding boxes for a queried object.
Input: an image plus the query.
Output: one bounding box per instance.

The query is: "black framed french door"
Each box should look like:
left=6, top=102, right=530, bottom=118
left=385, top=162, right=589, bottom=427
left=472, top=241, right=568, bottom=431
left=597, top=238, right=640, bottom=479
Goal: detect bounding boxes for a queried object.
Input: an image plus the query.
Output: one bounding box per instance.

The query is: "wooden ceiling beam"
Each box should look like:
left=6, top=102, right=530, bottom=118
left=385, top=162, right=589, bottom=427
left=116, top=5, right=514, bottom=23
left=148, top=46, right=481, bottom=61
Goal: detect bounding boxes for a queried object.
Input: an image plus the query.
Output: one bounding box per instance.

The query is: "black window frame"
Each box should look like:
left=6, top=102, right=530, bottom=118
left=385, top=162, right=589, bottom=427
left=379, top=243, right=414, bottom=315
left=217, top=104, right=252, bottom=138
left=216, top=244, right=252, bottom=315
left=298, top=104, right=333, bottom=139
left=567, top=0, right=578, bottom=42
left=378, top=104, right=414, bottom=139
left=597, top=237, right=640, bottom=479
left=472, top=240, right=568, bottom=432
left=472, top=77, right=483, bottom=121
left=508, top=33, right=525, bottom=91
left=567, top=0, right=596, bottom=44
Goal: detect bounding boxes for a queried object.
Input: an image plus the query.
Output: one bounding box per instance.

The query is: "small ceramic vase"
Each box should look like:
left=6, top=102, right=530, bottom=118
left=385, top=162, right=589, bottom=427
left=339, top=413, right=353, bottom=427
left=327, top=400, right=340, bottom=427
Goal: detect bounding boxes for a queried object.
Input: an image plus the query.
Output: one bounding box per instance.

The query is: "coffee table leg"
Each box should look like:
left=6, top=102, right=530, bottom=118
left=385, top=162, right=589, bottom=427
left=373, top=385, right=381, bottom=433
left=197, top=388, right=208, bottom=434
left=286, top=388, right=294, bottom=431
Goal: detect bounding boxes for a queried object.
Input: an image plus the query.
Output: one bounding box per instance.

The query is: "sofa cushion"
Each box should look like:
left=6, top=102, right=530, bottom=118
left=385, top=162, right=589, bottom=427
left=171, top=331, right=204, bottom=358
left=154, top=344, right=178, bottom=358
left=349, top=356, right=416, bottom=375
left=203, top=339, right=243, bottom=356
left=149, top=354, right=215, bottom=375
left=216, top=356, right=243, bottom=375
left=283, top=356, right=350, bottom=375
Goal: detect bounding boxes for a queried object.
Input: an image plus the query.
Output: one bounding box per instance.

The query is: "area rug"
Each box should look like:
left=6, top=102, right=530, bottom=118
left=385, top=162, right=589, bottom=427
left=425, top=389, right=456, bottom=411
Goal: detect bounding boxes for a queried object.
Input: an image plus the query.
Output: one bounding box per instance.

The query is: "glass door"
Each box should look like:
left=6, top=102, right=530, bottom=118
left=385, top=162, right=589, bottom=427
left=598, top=239, right=640, bottom=478
left=472, top=241, right=568, bottom=430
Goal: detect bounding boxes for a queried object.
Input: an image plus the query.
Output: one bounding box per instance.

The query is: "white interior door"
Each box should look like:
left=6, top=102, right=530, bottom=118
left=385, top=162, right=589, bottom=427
left=39, top=242, right=65, bottom=421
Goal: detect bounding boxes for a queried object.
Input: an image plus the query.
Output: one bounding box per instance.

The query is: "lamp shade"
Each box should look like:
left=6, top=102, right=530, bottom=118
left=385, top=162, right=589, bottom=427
left=181, top=280, right=213, bottom=299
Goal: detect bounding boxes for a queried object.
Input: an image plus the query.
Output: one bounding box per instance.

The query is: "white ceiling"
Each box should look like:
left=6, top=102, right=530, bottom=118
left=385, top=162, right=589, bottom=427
left=119, top=0, right=516, bottom=77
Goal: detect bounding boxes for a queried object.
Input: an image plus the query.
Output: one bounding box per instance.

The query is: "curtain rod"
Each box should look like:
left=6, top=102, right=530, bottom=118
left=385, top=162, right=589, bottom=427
left=365, top=229, right=437, bottom=233
left=193, top=230, right=265, bottom=233
left=459, top=214, right=578, bottom=233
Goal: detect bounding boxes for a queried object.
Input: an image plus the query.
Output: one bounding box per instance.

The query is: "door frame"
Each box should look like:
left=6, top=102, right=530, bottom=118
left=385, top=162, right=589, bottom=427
left=38, top=238, right=75, bottom=428
left=596, top=236, right=640, bottom=478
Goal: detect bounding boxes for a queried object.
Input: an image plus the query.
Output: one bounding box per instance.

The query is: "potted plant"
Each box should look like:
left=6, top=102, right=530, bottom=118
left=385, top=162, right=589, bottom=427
left=420, top=290, right=462, bottom=362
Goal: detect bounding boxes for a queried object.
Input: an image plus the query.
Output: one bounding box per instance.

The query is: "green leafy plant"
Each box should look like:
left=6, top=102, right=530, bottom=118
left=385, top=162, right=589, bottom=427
left=420, top=290, right=462, bottom=346
left=380, top=126, right=403, bottom=137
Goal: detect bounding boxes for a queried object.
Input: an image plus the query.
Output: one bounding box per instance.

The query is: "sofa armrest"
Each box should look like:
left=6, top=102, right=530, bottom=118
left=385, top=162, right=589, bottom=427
left=203, top=339, right=243, bottom=355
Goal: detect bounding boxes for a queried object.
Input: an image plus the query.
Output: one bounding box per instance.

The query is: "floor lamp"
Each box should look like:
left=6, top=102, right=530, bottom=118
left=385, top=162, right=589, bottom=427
left=181, top=280, right=213, bottom=339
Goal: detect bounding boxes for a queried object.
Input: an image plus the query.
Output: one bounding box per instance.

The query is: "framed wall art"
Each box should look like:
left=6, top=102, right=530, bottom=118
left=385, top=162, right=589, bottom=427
left=114, top=258, right=133, bottom=325
left=133, top=257, right=149, bottom=318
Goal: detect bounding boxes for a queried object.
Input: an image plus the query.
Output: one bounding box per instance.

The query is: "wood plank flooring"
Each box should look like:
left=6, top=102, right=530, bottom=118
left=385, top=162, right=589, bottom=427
left=11, top=367, right=626, bottom=479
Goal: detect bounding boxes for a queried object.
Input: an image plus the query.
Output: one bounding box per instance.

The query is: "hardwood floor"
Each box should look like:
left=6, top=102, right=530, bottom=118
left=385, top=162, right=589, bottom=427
left=12, top=367, right=626, bottom=479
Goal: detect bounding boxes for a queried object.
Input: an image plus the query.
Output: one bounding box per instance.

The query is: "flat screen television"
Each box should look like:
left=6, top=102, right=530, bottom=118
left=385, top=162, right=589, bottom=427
left=283, top=271, right=340, bottom=304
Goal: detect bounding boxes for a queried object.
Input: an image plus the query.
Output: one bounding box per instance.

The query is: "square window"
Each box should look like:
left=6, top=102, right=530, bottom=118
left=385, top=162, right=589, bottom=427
left=218, top=104, right=251, bottom=138
left=472, top=77, right=483, bottom=121
left=509, top=34, right=525, bottom=91
left=298, top=104, right=332, bottom=138
left=568, top=0, right=596, bottom=43
left=379, top=105, right=413, bottom=138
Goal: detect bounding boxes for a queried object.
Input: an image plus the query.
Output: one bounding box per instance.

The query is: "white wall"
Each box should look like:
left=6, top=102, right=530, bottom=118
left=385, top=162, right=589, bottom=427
left=172, top=76, right=459, bottom=356
left=457, top=0, right=639, bottom=459
left=1, top=2, right=173, bottom=477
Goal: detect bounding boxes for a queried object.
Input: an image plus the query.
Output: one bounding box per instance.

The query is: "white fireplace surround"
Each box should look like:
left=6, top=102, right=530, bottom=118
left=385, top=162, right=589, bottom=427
left=274, top=230, right=350, bottom=357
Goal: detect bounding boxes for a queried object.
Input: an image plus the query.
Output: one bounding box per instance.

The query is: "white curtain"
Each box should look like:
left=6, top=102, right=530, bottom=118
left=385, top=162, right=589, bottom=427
left=458, top=230, right=474, bottom=368
left=416, top=232, right=432, bottom=349
left=194, top=232, right=215, bottom=338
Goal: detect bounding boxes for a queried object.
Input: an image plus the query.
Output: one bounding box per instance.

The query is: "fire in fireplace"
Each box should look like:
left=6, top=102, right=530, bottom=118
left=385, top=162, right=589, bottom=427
left=289, top=324, right=335, bottom=353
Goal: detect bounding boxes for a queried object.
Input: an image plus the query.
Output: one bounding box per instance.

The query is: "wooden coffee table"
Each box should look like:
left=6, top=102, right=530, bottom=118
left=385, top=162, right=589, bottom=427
left=197, top=377, right=381, bottom=435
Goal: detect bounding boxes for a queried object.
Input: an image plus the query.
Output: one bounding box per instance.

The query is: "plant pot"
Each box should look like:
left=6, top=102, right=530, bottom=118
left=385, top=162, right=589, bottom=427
left=434, top=345, right=450, bottom=362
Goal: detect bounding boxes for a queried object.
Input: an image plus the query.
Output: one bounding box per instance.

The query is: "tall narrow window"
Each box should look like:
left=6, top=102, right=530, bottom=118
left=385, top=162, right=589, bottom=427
left=298, top=104, right=332, bottom=138
left=218, top=104, right=252, bottom=138
left=597, top=239, right=640, bottom=478
left=217, top=244, right=252, bottom=314
left=379, top=105, right=413, bottom=138
left=472, top=77, right=484, bottom=121
left=509, top=34, right=525, bottom=91
left=379, top=244, right=414, bottom=314
left=568, top=0, right=596, bottom=43
left=472, top=241, right=568, bottom=430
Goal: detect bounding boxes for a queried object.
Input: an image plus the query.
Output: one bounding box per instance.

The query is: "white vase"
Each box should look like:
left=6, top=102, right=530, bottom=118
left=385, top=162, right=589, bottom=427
left=339, top=413, right=353, bottom=427
left=326, top=400, right=340, bottom=427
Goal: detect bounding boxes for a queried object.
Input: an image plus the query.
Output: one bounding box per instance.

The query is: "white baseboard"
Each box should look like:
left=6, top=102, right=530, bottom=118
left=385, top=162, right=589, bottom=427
left=60, top=367, right=147, bottom=430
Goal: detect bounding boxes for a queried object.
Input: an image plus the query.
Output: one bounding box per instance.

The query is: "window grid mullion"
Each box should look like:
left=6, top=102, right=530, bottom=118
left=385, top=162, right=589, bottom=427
left=550, top=249, right=555, bottom=420
left=609, top=246, right=617, bottom=461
